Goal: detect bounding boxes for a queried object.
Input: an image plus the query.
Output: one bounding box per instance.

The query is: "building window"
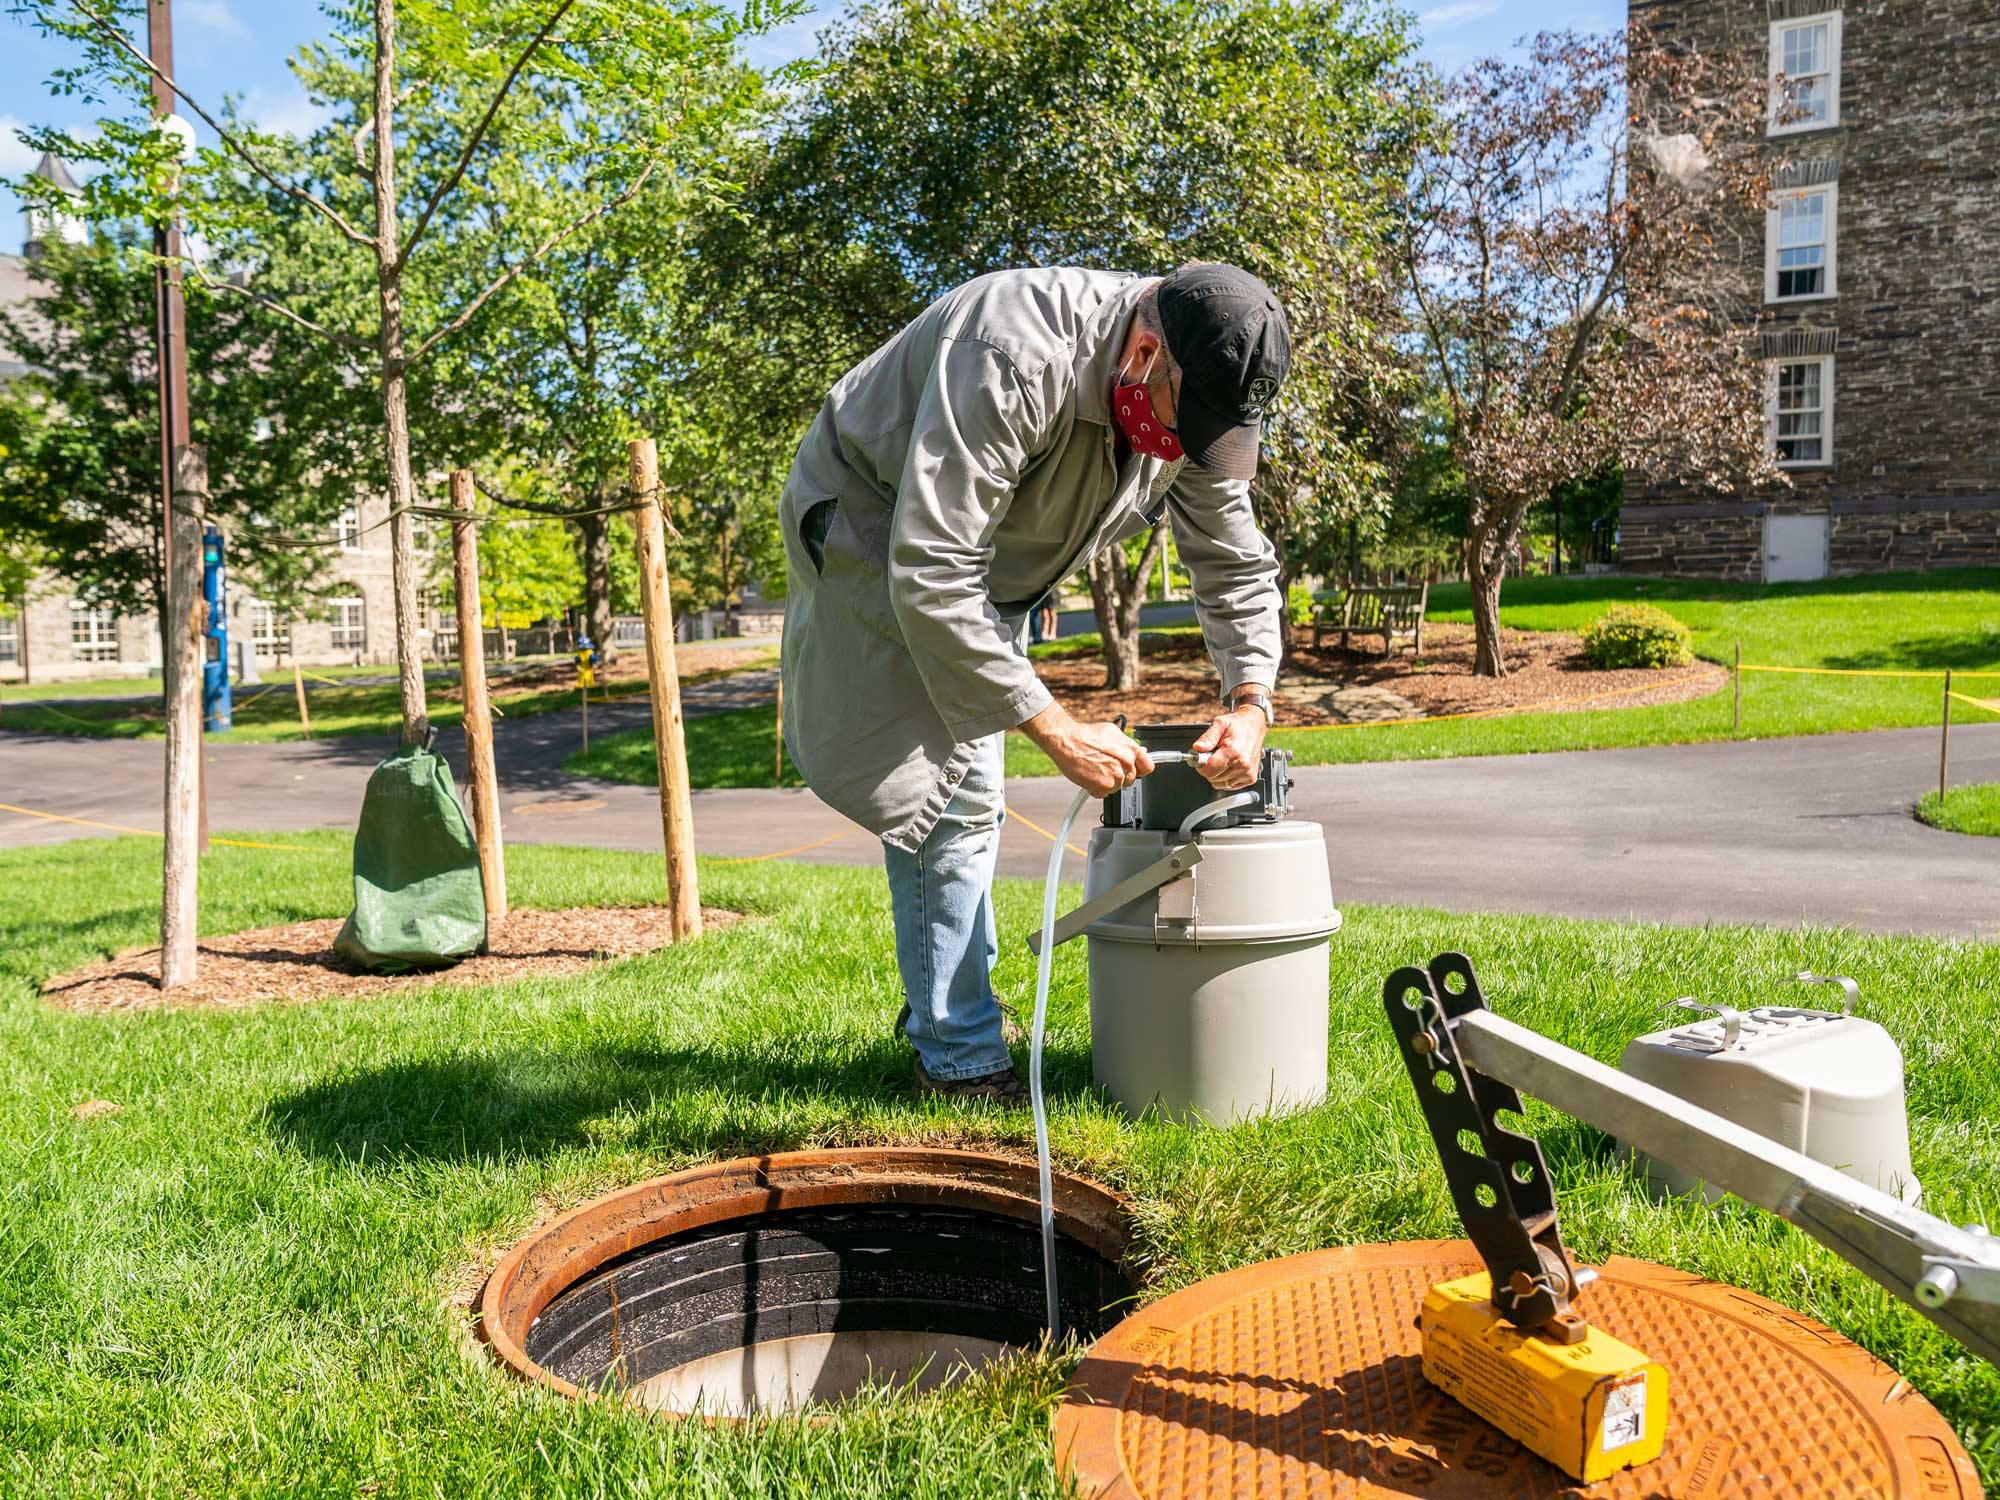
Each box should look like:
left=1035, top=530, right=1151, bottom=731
left=0, top=613, right=17, bottom=665
left=1769, top=13, right=1841, bottom=134
left=1769, top=356, right=1834, bottom=467
left=330, top=597, right=366, bottom=652
left=69, top=602, right=119, bottom=662
left=334, top=505, right=362, bottom=551
left=249, top=603, right=292, bottom=659
left=1767, top=185, right=1837, bottom=301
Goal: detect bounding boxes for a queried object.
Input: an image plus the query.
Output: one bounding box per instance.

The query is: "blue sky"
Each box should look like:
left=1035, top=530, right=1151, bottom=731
left=2, top=0, right=1621, bottom=245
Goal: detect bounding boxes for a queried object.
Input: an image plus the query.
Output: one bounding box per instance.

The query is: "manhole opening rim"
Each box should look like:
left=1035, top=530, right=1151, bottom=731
left=479, top=1146, right=1135, bottom=1405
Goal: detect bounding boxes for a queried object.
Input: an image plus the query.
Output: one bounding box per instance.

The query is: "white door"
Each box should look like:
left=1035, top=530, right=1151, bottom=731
left=1764, top=513, right=1829, bottom=582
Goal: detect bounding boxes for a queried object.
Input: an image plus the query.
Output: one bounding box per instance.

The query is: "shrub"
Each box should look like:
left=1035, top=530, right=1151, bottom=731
left=1287, top=581, right=1316, bottom=629
left=1580, top=603, right=1693, bottom=669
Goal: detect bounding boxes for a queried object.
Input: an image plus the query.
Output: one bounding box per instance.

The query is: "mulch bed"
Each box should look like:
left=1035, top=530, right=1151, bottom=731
left=1032, top=623, right=1724, bottom=726
left=1282, top=622, right=1727, bottom=718
left=41, top=904, right=743, bottom=1013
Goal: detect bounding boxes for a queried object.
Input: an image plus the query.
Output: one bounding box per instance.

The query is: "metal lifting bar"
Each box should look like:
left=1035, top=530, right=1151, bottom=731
left=1386, top=953, right=2000, bottom=1367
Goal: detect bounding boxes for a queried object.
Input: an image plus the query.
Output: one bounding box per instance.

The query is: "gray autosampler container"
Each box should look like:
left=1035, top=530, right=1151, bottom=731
left=1081, top=738, right=1340, bottom=1123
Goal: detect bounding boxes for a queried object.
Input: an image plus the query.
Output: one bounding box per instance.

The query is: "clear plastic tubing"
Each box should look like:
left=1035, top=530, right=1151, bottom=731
left=1029, top=749, right=1207, bottom=1337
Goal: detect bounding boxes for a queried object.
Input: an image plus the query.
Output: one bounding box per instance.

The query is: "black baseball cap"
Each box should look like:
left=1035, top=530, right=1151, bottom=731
left=1157, top=263, right=1292, bottom=481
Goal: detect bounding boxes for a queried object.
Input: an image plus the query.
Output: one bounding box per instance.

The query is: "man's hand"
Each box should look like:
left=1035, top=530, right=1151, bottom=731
left=1191, top=705, right=1268, bottom=791
left=1021, top=703, right=1154, bottom=797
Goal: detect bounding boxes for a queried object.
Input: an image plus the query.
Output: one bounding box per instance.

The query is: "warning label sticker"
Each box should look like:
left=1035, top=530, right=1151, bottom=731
left=1600, top=1375, right=1649, bottom=1452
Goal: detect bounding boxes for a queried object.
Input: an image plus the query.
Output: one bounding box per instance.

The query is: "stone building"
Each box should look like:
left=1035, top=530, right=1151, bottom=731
left=1622, top=0, right=2000, bottom=581
left=0, top=155, right=428, bottom=682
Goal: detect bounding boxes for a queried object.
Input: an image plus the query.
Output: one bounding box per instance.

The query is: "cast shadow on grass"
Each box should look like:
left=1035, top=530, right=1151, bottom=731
left=262, top=1036, right=1096, bottom=1168
left=1822, top=629, right=2000, bottom=674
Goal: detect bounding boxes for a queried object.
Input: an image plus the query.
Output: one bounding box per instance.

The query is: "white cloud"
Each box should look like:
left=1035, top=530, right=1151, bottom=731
left=180, top=0, right=249, bottom=39
left=1417, top=1, right=1500, bottom=28
left=240, top=84, right=333, bottom=140
left=0, top=118, right=37, bottom=180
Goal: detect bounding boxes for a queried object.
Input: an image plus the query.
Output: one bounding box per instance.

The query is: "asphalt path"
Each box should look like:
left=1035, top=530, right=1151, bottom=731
left=2, top=678, right=1994, bottom=938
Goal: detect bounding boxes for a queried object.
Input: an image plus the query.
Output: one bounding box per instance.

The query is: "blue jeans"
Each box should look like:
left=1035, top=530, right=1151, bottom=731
left=883, top=735, right=1014, bottom=1081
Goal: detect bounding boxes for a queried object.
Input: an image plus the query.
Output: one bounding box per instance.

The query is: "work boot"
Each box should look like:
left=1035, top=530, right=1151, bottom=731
left=893, top=1001, right=1026, bottom=1046
left=913, top=1057, right=1030, bottom=1105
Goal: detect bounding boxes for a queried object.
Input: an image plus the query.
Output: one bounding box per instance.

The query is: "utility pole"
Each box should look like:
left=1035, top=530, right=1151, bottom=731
left=148, top=0, right=207, bottom=852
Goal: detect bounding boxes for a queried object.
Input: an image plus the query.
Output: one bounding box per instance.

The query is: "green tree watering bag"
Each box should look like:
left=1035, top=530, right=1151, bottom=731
left=333, top=744, right=488, bottom=970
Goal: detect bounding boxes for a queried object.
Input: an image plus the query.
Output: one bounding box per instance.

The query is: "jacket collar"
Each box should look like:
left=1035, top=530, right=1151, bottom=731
left=1072, top=274, right=1161, bottom=427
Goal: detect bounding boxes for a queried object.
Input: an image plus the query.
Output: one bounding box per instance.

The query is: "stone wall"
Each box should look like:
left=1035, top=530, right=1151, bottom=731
left=1619, top=504, right=1766, bottom=579
left=1624, top=0, right=2000, bottom=579
left=1830, top=496, right=2000, bottom=572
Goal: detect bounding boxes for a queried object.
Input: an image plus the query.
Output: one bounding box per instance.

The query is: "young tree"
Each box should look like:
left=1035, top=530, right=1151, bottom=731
left=705, top=0, right=1423, bottom=688
left=1401, top=28, right=1780, bottom=676
left=0, top=228, right=349, bottom=632
left=14, top=0, right=796, bottom=741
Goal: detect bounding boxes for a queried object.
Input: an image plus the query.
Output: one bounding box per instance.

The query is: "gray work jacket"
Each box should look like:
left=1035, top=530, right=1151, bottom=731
left=778, top=267, right=1282, bottom=851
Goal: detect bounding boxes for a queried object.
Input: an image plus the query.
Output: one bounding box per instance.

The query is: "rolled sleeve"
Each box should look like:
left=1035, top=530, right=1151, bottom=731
left=1167, top=465, right=1283, bottom=698
left=888, top=337, right=1056, bottom=740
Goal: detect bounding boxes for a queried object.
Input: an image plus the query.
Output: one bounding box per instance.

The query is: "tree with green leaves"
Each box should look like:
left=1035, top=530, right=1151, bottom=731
left=457, top=124, right=770, bottom=657
left=14, top=0, right=800, bottom=740
left=435, top=505, right=582, bottom=655
left=697, top=0, right=1423, bottom=687
left=0, top=227, right=352, bottom=633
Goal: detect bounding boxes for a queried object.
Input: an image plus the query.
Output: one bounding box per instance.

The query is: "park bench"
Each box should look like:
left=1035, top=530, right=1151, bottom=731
left=1314, top=582, right=1428, bottom=656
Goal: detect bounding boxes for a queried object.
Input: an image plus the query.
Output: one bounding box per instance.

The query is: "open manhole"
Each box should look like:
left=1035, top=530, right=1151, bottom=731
left=480, top=1148, right=1136, bottom=1416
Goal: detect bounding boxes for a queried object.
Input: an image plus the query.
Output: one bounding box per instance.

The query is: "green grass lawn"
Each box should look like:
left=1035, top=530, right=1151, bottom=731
left=0, top=662, right=396, bottom=702
left=0, top=651, right=773, bottom=744
left=1919, top=782, right=2000, bottom=837
left=571, top=570, right=2000, bottom=789
left=1, top=834, right=1995, bottom=1493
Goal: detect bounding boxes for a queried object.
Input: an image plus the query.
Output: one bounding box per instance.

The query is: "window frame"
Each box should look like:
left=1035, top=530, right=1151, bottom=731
left=0, top=612, right=18, bottom=665
left=1766, top=182, right=1839, bottom=302
left=329, top=596, right=367, bottom=653
left=1768, top=12, right=1842, bottom=136
left=248, top=602, right=292, bottom=660
left=68, top=601, right=120, bottom=663
left=334, top=505, right=362, bottom=552
left=1767, top=354, right=1836, bottom=470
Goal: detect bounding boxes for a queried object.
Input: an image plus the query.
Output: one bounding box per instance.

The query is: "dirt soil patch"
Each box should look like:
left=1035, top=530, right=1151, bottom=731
left=42, top=905, right=743, bottom=1013
left=1032, top=623, right=1724, bottom=726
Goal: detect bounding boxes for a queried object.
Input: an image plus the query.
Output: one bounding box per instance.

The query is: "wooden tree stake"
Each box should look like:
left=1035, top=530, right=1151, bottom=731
left=1940, top=669, right=1953, bottom=804
left=292, top=664, right=313, bottom=739
left=1733, top=640, right=1742, bottom=734
left=630, top=438, right=702, bottom=941
left=160, top=445, right=206, bottom=991
left=775, top=674, right=784, bottom=786
left=453, top=469, right=507, bottom=922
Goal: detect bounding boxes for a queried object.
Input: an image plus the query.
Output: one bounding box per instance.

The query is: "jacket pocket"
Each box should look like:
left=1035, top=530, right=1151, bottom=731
left=799, top=498, right=837, bottom=575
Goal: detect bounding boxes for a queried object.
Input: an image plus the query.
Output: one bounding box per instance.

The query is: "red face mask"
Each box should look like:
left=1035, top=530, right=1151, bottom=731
left=1113, top=355, right=1184, bottom=462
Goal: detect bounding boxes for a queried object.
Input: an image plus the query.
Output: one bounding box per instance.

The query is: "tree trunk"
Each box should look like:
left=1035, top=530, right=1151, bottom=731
left=1466, top=485, right=1528, bottom=678
left=1088, top=527, right=1167, bottom=691
left=579, top=508, right=614, bottom=660
left=160, top=446, right=205, bottom=991
left=373, top=0, right=428, bottom=745
left=1468, top=551, right=1506, bottom=677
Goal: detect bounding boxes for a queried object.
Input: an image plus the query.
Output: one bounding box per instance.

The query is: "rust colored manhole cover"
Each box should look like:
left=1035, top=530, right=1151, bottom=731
left=1058, top=1240, right=1980, bottom=1499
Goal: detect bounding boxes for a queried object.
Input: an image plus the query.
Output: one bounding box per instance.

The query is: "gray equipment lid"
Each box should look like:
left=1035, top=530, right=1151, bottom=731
left=1081, top=820, right=1340, bottom=945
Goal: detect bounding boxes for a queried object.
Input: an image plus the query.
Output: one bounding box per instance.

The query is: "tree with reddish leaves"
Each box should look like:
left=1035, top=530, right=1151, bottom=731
left=1402, top=27, right=1782, bottom=676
